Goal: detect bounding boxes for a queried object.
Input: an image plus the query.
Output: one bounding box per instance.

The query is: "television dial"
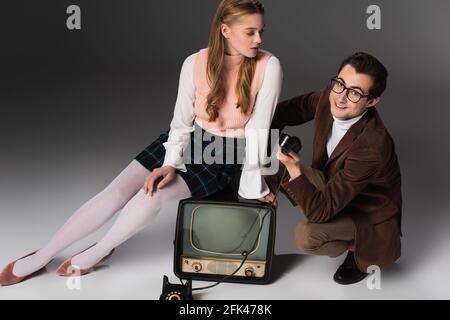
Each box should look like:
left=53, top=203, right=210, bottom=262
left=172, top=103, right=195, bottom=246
left=192, top=262, right=203, bottom=272
left=244, top=267, right=255, bottom=277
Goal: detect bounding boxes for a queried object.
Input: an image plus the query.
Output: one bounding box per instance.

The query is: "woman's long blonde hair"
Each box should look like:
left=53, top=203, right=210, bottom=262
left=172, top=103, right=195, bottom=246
left=206, top=0, right=264, bottom=122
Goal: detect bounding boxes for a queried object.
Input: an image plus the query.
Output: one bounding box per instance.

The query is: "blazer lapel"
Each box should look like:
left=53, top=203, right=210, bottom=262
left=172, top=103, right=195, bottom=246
left=324, top=109, right=372, bottom=168
left=312, top=87, right=333, bottom=169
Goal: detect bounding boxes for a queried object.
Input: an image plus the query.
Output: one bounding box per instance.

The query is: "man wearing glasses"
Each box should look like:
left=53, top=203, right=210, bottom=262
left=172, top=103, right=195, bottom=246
left=265, top=52, right=402, bottom=285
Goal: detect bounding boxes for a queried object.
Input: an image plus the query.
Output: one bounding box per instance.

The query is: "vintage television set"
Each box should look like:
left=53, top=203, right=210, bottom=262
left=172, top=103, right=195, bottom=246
left=173, top=196, right=276, bottom=284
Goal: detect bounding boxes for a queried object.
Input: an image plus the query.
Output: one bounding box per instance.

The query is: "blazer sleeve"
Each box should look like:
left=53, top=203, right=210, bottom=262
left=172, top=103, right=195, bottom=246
left=264, top=89, right=323, bottom=199
left=270, top=90, right=322, bottom=131
left=281, top=146, right=381, bottom=223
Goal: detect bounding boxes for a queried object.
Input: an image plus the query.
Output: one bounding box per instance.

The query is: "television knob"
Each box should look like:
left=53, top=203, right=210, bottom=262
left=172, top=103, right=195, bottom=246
left=244, top=267, right=254, bottom=277
left=192, top=262, right=202, bottom=272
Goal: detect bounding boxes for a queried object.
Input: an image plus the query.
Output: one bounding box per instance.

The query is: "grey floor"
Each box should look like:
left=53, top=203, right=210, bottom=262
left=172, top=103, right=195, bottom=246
left=2, top=0, right=449, bottom=301
left=0, top=166, right=449, bottom=300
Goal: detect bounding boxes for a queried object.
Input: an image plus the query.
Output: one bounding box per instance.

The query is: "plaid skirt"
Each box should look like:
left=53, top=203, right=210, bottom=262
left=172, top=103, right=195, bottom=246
left=134, top=124, right=245, bottom=199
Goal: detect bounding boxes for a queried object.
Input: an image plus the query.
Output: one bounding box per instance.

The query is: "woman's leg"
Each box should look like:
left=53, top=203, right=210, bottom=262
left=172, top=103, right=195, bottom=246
left=70, top=173, right=191, bottom=269
left=12, top=160, right=150, bottom=277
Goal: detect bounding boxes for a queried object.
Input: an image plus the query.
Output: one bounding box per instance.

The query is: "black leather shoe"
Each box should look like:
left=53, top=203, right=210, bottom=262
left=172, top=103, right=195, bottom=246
left=333, top=251, right=368, bottom=285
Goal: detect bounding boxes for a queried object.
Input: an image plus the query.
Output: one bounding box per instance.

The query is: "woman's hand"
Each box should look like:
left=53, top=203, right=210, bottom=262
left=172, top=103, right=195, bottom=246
left=276, top=148, right=302, bottom=180
left=257, top=192, right=278, bottom=207
left=143, top=166, right=176, bottom=196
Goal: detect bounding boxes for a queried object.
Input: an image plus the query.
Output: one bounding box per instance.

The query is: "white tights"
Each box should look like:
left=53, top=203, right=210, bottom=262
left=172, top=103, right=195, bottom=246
left=12, top=160, right=191, bottom=276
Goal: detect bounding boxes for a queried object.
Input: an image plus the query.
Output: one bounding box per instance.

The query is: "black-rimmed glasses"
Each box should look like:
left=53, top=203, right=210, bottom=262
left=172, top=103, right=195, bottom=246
left=330, top=77, right=371, bottom=103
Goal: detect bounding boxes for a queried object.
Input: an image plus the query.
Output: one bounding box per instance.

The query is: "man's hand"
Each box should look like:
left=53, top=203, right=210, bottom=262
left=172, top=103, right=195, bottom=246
left=143, top=166, right=176, bottom=196
left=257, top=192, right=278, bottom=207
left=276, top=148, right=302, bottom=180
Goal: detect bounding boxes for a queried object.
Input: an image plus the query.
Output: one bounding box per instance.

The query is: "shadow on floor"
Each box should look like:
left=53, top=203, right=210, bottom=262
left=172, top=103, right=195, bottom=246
left=269, top=253, right=305, bottom=283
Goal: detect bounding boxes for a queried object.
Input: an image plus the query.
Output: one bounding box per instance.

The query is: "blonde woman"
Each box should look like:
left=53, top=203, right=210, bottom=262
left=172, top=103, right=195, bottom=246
left=0, top=0, right=282, bottom=286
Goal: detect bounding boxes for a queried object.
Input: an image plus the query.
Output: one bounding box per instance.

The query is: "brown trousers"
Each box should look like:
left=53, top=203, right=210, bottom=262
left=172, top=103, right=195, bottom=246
left=293, top=166, right=356, bottom=258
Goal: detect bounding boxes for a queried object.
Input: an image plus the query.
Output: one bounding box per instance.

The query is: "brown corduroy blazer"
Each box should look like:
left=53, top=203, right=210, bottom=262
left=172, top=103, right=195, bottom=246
left=265, top=86, right=402, bottom=272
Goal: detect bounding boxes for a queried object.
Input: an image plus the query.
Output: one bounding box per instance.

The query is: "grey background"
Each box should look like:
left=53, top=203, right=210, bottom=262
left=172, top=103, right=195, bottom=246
left=1, top=0, right=449, bottom=299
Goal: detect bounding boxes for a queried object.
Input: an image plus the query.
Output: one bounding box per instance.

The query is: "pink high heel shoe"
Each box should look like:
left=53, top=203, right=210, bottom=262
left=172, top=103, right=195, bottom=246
left=56, top=244, right=115, bottom=277
left=0, top=251, right=52, bottom=286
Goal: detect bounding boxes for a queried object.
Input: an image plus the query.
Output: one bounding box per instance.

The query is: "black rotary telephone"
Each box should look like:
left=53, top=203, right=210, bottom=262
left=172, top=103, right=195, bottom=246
left=159, top=275, right=193, bottom=300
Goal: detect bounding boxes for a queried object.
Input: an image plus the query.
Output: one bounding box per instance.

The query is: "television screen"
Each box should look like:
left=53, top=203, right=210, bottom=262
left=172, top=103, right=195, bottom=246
left=191, top=205, right=263, bottom=255
left=174, top=199, right=276, bottom=284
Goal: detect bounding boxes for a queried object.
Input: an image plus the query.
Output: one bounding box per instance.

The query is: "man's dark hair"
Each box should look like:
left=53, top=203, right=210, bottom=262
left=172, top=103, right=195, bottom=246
left=338, top=52, right=388, bottom=98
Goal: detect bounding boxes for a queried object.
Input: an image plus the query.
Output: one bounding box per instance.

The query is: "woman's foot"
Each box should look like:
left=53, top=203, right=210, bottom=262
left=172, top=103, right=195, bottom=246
left=56, top=245, right=115, bottom=277
left=0, top=251, right=52, bottom=286
left=11, top=250, right=52, bottom=277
